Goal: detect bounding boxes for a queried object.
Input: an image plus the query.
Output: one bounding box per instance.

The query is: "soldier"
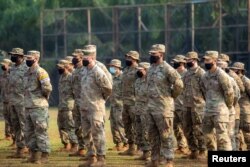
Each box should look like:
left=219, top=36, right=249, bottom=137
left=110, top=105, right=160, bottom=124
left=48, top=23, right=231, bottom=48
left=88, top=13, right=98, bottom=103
left=23, top=50, right=52, bottom=164
left=79, top=45, right=112, bottom=167
left=230, top=62, right=250, bottom=150
left=57, top=59, right=78, bottom=152
left=146, top=44, right=183, bottom=167
left=69, top=49, right=86, bottom=157
left=7, top=48, right=29, bottom=158
left=107, top=59, right=128, bottom=151
left=65, top=56, right=74, bottom=73
left=171, top=55, right=189, bottom=155
left=202, top=51, right=234, bottom=151
left=0, top=59, right=14, bottom=141
left=217, top=54, right=241, bottom=151
left=182, top=51, right=206, bottom=159
left=134, top=62, right=151, bottom=162
left=119, top=50, right=140, bottom=156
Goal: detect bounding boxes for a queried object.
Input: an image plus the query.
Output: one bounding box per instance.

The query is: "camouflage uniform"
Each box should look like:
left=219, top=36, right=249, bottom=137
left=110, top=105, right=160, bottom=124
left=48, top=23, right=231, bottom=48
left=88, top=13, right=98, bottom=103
left=8, top=48, right=28, bottom=152
left=201, top=51, right=233, bottom=151
left=108, top=59, right=127, bottom=147
left=171, top=55, right=189, bottom=152
left=134, top=62, right=151, bottom=154
left=0, top=59, right=13, bottom=139
left=231, top=62, right=250, bottom=150
left=121, top=51, right=139, bottom=153
left=80, top=47, right=112, bottom=158
left=24, top=51, right=52, bottom=155
left=182, top=52, right=206, bottom=155
left=71, top=50, right=85, bottom=152
left=147, top=44, right=183, bottom=163
left=57, top=60, right=78, bottom=147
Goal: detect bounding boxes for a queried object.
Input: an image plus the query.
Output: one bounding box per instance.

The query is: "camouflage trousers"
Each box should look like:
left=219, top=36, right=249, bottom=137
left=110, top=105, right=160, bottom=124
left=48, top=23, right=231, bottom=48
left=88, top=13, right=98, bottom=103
left=57, top=110, right=78, bottom=145
left=202, top=114, right=232, bottom=151
left=110, top=106, right=127, bottom=145
left=2, top=103, right=14, bottom=138
left=183, top=107, right=206, bottom=151
left=174, top=109, right=188, bottom=149
left=73, top=104, right=85, bottom=150
left=148, top=113, right=174, bottom=161
left=134, top=113, right=151, bottom=151
left=122, top=104, right=136, bottom=144
left=81, top=110, right=106, bottom=156
left=10, top=104, right=26, bottom=149
left=25, top=107, right=50, bottom=153
left=240, top=114, right=250, bottom=150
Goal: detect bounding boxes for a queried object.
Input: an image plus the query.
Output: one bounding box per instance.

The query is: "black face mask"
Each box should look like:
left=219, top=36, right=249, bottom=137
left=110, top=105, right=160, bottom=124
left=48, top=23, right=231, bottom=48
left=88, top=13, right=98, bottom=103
left=72, top=58, right=80, bottom=65
left=82, top=59, right=90, bottom=66
left=58, top=68, right=65, bottom=74
left=205, top=63, right=213, bottom=70
left=173, top=63, right=180, bottom=69
left=26, top=60, right=35, bottom=67
left=125, top=60, right=132, bottom=67
left=150, top=56, right=160, bottom=64
left=1, top=66, right=7, bottom=71
left=235, top=70, right=241, bottom=75
left=136, top=71, right=144, bottom=78
left=187, top=62, right=194, bottom=68
left=11, top=55, right=18, bottom=63
left=225, top=68, right=230, bottom=73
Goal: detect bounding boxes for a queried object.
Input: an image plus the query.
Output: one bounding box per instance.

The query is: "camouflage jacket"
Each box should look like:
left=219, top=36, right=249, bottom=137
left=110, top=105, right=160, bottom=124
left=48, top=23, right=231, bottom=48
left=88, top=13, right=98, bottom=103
left=239, top=75, right=250, bottom=115
left=72, top=66, right=83, bottom=106
left=228, top=76, right=240, bottom=116
left=24, top=64, right=52, bottom=108
left=80, top=64, right=112, bottom=113
left=175, top=69, right=187, bottom=111
left=96, top=60, right=113, bottom=84
left=135, top=77, right=148, bottom=115
left=58, top=72, right=74, bottom=111
left=183, top=66, right=205, bottom=108
left=147, top=61, right=183, bottom=117
left=9, top=61, right=28, bottom=106
left=122, top=65, right=138, bottom=106
left=109, top=73, right=123, bottom=108
left=202, top=67, right=234, bottom=115
left=0, top=71, right=10, bottom=103
left=228, top=69, right=245, bottom=94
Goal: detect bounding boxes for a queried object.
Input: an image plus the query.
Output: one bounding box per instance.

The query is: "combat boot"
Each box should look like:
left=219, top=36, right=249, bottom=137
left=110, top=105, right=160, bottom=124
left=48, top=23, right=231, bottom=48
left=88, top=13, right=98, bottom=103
left=165, top=160, right=174, bottom=167
left=59, top=143, right=71, bottom=152
left=184, top=150, right=199, bottom=159
left=145, top=160, right=159, bottom=167
left=198, top=150, right=206, bottom=159
left=5, top=136, right=12, bottom=141
left=94, top=155, right=106, bottom=167
left=33, top=151, right=42, bottom=164
left=69, top=148, right=86, bottom=157
left=7, top=148, right=26, bottom=159
left=79, top=155, right=97, bottom=167
left=134, top=150, right=151, bottom=161
left=41, top=152, right=49, bottom=164
left=175, top=147, right=190, bottom=155
left=22, top=151, right=35, bottom=163
left=108, top=143, right=125, bottom=151
left=70, top=143, right=78, bottom=152
left=118, top=144, right=136, bottom=156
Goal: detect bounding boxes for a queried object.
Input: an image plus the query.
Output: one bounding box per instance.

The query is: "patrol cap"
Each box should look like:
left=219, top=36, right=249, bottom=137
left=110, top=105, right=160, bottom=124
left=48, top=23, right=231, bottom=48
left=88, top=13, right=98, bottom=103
left=230, top=62, right=245, bottom=71
left=82, top=45, right=96, bottom=55
left=136, top=62, right=150, bottom=70
left=0, top=59, right=12, bottom=66
left=203, top=51, right=219, bottom=60
left=185, top=51, right=200, bottom=61
left=149, top=44, right=165, bottom=54
left=57, top=59, right=71, bottom=68
left=25, top=50, right=40, bottom=58
left=172, top=55, right=186, bottom=63
left=8, top=48, right=24, bottom=56
left=64, top=56, right=73, bottom=63
left=72, top=49, right=83, bottom=57
left=125, top=51, right=140, bottom=60
left=107, top=59, right=122, bottom=68
left=218, top=53, right=230, bottom=63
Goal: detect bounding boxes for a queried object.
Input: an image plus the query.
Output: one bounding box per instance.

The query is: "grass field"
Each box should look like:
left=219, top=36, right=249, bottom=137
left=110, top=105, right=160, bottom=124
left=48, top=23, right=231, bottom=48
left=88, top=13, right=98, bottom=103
left=0, top=108, right=207, bottom=167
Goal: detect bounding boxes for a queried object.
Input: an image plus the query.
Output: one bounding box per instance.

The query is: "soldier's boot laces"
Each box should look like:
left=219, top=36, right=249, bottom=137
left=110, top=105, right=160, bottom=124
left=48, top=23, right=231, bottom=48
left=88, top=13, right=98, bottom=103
left=145, top=160, right=159, bottom=167
left=33, top=151, right=42, bottom=164
left=135, top=151, right=151, bottom=161
left=79, top=155, right=97, bottom=167
left=22, top=151, right=35, bottom=163
left=118, top=144, right=136, bottom=156
left=7, top=148, right=26, bottom=159
left=41, top=152, right=49, bottom=164
left=69, top=148, right=86, bottom=157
